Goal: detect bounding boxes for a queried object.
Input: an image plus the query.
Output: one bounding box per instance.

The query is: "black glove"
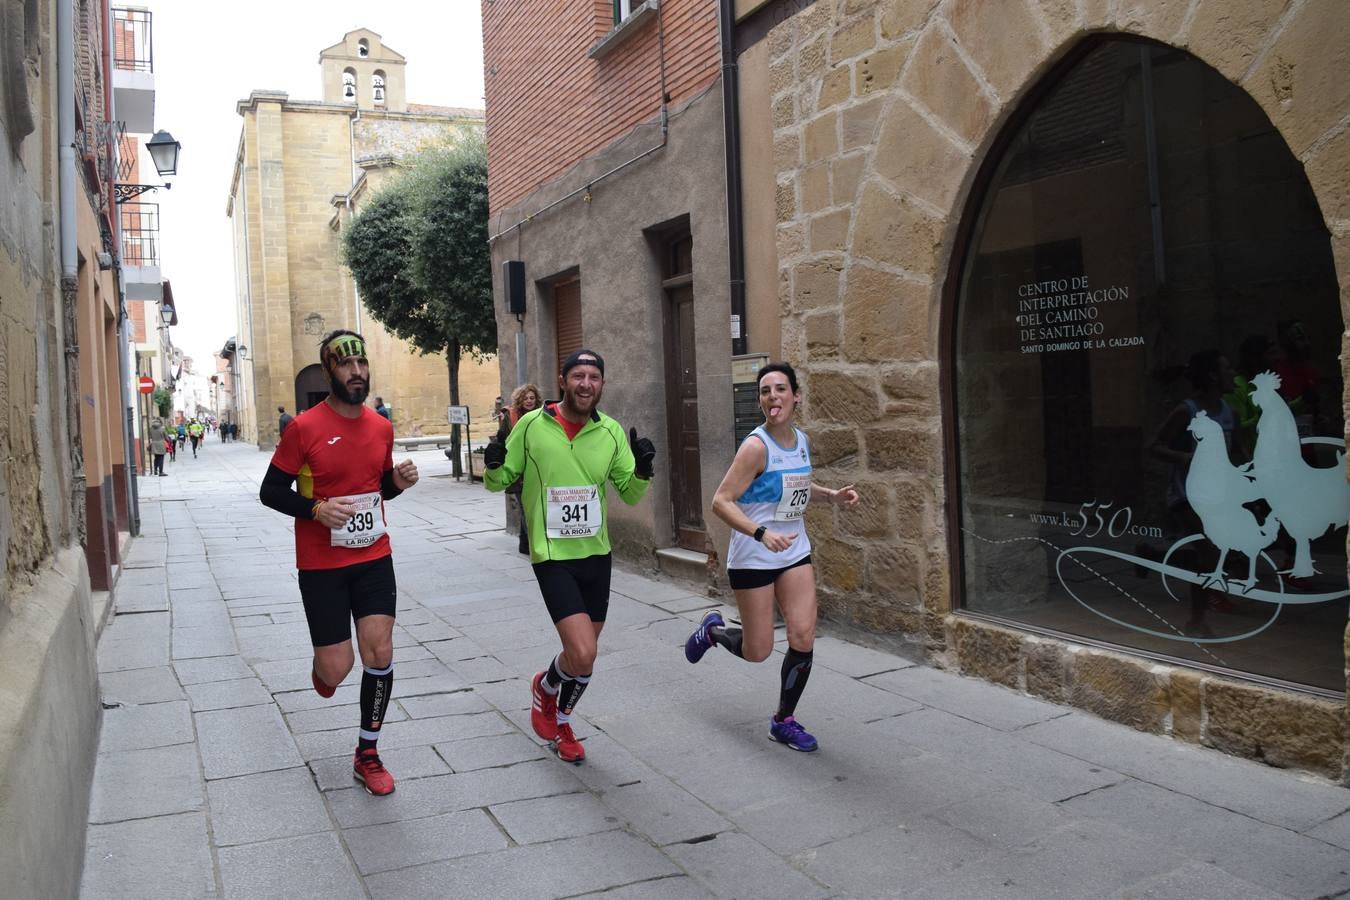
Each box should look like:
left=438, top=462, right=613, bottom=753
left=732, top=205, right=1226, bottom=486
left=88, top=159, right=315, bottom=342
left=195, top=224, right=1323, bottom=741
left=484, top=436, right=506, bottom=470
left=629, top=427, right=656, bottom=479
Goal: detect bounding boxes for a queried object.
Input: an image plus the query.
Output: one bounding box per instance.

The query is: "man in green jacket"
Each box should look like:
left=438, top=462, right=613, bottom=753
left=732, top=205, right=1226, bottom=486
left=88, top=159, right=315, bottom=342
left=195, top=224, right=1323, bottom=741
left=187, top=419, right=205, bottom=457
left=484, top=349, right=656, bottom=764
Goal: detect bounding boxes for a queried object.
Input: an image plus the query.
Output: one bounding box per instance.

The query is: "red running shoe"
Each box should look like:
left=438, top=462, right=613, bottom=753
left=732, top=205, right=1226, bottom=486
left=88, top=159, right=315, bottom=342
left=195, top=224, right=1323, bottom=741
left=312, top=667, right=336, bottom=699
left=553, top=723, right=585, bottom=764
left=530, top=671, right=557, bottom=741
left=353, top=747, right=395, bottom=795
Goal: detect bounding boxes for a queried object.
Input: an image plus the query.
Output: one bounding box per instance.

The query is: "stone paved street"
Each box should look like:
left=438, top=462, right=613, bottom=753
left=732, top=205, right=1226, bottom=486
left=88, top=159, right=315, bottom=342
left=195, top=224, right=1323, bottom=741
left=81, top=441, right=1350, bottom=898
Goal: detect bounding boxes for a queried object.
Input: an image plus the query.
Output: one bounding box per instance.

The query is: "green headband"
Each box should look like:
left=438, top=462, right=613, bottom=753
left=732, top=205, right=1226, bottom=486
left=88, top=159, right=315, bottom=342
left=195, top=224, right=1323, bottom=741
left=325, top=335, right=366, bottom=362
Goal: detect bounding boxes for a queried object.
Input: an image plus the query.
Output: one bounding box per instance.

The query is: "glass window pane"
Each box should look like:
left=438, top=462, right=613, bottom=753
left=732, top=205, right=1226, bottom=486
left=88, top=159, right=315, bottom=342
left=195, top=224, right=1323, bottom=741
left=954, top=39, right=1345, bottom=692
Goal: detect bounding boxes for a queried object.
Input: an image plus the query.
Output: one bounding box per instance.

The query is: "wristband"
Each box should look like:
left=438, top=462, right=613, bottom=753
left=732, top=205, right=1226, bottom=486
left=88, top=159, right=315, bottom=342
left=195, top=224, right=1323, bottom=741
left=312, top=500, right=324, bottom=520
left=753, top=525, right=766, bottom=543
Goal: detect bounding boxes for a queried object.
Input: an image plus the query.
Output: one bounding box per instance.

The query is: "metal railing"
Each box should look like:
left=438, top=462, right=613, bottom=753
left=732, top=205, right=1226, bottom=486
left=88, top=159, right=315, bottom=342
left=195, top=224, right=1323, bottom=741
left=120, top=202, right=159, bottom=267
left=112, top=8, right=153, bottom=73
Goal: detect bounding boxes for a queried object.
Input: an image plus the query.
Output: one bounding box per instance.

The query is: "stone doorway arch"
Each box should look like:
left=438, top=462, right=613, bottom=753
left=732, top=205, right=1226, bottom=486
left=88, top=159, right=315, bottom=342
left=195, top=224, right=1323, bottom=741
left=295, top=364, right=328, bottom=412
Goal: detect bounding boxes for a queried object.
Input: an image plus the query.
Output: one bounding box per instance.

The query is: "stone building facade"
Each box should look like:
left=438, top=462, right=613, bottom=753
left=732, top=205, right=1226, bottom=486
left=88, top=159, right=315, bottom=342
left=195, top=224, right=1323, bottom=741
left=746, top=0, right=1350, bottom=779
left=228, top=29, right=498, bottom=450
left=1, top=0, right=124, bottom=892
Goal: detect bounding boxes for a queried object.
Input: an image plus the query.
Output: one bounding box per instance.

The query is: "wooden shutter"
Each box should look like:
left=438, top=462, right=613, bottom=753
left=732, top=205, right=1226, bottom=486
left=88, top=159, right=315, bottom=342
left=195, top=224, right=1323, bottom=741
left=554, top=277, right=582, bottom=367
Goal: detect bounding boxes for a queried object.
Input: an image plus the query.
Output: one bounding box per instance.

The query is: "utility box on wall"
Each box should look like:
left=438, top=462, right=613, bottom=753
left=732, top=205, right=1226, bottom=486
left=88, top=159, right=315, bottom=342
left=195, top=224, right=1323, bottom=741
left=732, top=353, right=768, bottom=446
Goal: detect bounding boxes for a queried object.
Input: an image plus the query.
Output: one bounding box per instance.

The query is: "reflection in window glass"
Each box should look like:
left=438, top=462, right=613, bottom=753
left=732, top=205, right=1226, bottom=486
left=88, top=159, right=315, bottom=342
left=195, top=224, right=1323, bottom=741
left=954, top=39, right=1345, bottom=692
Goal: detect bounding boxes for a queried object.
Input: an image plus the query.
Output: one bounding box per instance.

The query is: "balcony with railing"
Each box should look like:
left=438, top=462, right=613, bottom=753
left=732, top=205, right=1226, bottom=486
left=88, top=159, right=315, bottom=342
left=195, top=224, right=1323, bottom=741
left=120, top=201, right=162, bottom=300
left=112, top=7, right=155, bottom=133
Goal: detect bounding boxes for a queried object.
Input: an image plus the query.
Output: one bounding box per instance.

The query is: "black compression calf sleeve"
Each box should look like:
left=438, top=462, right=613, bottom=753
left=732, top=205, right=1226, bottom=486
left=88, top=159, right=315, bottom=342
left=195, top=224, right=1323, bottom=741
left=546, top=654, right=565, bottom=690
left=712, top=626, right=746, bottom=659
left=776, top=647, right=813, bottom=719
left=556, top=671, right=591, bottom=721
left=358, top=663, right=393, bottom=750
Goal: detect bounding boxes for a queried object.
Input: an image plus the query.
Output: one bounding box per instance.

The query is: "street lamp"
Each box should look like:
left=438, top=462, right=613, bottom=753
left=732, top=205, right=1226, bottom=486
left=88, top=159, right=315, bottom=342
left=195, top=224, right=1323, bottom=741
left=159, top=300, right=176, bottom=328
left=146, top=130, right=180, bottom=176
left=115, top=129, right=182, bottom=204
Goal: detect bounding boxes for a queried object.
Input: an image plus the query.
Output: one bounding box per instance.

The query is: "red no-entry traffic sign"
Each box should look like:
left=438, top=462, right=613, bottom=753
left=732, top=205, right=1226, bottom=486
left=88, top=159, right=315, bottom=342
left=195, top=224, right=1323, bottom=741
left=138, top=376, right=154, bottom=394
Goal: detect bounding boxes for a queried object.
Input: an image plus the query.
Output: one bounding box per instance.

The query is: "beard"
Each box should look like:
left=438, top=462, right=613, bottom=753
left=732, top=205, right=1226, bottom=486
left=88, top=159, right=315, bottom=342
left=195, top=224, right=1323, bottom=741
left=562, top=382, right=602, bottom=418
left=329, top=369, right=370, bottom=405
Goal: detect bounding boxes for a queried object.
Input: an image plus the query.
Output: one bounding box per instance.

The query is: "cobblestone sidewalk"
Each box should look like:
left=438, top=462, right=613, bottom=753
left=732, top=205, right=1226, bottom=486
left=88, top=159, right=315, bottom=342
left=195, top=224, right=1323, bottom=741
left=81, top=441, right=1350, bottom=898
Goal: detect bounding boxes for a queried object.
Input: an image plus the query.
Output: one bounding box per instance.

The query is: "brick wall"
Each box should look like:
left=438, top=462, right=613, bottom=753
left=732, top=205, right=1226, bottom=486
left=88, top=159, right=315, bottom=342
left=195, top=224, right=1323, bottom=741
left=482, top=0, right=722, bottom=215
left=129, top=301, right=146, bottom=344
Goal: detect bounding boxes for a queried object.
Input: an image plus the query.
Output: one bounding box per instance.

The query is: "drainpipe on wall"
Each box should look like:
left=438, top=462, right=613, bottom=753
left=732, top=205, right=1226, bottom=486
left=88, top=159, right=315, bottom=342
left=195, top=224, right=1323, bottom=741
left=58, top=0, right=86, bottom=542
left=719, top=0, right=748, bottom=357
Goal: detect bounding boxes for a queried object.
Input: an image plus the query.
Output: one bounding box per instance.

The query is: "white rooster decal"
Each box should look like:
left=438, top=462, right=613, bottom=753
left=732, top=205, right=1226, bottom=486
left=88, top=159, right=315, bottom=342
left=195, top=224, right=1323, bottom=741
left=1185, top=411, right=1279, bottom=590
left=1248, top=371, right=1350, bottom=577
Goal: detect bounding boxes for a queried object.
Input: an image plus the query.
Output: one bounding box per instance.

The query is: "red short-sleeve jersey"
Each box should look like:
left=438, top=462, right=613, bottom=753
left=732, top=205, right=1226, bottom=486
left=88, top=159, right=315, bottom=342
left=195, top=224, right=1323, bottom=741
left=270, top=402, right=394, bottom=570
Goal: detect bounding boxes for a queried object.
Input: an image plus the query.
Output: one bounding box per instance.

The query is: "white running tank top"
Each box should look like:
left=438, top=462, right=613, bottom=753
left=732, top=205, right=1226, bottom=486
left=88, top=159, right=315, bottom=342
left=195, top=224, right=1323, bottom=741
left=726, top=426, right=813, bottom=571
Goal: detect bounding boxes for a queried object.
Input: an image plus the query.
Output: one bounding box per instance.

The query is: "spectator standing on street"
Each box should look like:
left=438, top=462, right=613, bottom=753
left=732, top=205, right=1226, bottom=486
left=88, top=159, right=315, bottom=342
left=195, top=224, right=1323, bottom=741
left=259, top=330, right=419, bottom=795
left=684, top=362, right=860, bottom=753
left=148, top=418, right=168, bottom=476
left=278, top=406, right=294, bottom=437
left=374, top=397, right=391, bottom=422
left=484, top=350, right=656, bottom=764
left=495, top=382, right=542, bottom=555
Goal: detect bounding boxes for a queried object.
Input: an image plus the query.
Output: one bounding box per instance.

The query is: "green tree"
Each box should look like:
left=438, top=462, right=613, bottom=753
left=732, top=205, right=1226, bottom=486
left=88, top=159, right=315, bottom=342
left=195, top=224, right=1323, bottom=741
left=151, top=386, right=172, bottom=418
left=341, top=132, right=495, bottom=476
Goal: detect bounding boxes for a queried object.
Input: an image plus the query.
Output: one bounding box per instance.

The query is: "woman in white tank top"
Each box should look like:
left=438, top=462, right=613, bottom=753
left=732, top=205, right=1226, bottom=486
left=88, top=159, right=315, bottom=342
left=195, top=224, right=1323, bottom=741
left=682, top=363, right=860, bottom=752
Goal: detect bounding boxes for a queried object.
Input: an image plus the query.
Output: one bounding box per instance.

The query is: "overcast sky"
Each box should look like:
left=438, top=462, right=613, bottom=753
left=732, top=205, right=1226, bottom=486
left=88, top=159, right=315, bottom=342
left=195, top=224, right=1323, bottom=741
left=146, top=1, right=486, bottom=368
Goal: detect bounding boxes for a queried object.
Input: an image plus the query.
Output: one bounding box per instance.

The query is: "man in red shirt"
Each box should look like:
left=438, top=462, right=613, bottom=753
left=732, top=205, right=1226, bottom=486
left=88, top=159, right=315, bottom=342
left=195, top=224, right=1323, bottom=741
left=259, top=330, right=418, bottom=795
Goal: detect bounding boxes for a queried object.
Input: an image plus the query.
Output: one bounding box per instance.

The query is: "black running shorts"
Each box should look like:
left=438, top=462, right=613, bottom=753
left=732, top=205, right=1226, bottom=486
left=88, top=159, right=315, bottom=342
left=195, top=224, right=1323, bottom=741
left=727, top=554, right=813, bottom=591
left=532, top=553, right=612, bottom=623
left=297, top=554, right=397, bottom=646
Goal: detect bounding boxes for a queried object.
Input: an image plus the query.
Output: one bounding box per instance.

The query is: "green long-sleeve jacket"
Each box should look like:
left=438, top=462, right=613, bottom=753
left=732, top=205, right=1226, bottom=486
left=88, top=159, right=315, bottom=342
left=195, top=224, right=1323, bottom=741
left=484, top=405, right=649, bottom=562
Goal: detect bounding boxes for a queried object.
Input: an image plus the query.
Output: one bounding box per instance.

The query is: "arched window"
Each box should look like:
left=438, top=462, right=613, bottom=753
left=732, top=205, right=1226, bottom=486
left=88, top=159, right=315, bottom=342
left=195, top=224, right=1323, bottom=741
left=357, top=38, right=369, bottom=58
left=951, top=38, right=1343, bottom=692
left=342, top=68, right=356, bottom=102
left=372, top=70, right=386, bottom=105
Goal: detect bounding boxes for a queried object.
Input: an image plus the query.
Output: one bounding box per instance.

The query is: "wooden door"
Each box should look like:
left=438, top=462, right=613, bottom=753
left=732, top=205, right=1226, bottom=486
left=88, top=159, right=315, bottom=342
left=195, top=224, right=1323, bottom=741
left=662, top=234, right=705, bottom=549
left=554, top=277, right=582, bottom=375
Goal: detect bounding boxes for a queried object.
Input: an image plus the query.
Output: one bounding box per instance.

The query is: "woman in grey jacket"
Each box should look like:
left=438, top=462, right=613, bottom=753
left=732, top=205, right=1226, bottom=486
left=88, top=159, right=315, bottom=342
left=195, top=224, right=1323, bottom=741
left=148, top=419, right=168, bottom=476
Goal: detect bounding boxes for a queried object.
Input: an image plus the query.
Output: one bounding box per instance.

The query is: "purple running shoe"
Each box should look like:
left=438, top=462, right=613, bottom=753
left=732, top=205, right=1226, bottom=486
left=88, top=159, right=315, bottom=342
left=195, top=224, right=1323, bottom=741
left=684, top=610, right=725, bottom=663
left=768, top=716, right=818, bottom=752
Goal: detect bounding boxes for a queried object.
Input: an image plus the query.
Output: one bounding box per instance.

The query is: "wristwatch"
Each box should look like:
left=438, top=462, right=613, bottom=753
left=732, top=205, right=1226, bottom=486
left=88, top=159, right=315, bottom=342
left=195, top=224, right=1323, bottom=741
left=753, top=525, right=766, bottom=543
